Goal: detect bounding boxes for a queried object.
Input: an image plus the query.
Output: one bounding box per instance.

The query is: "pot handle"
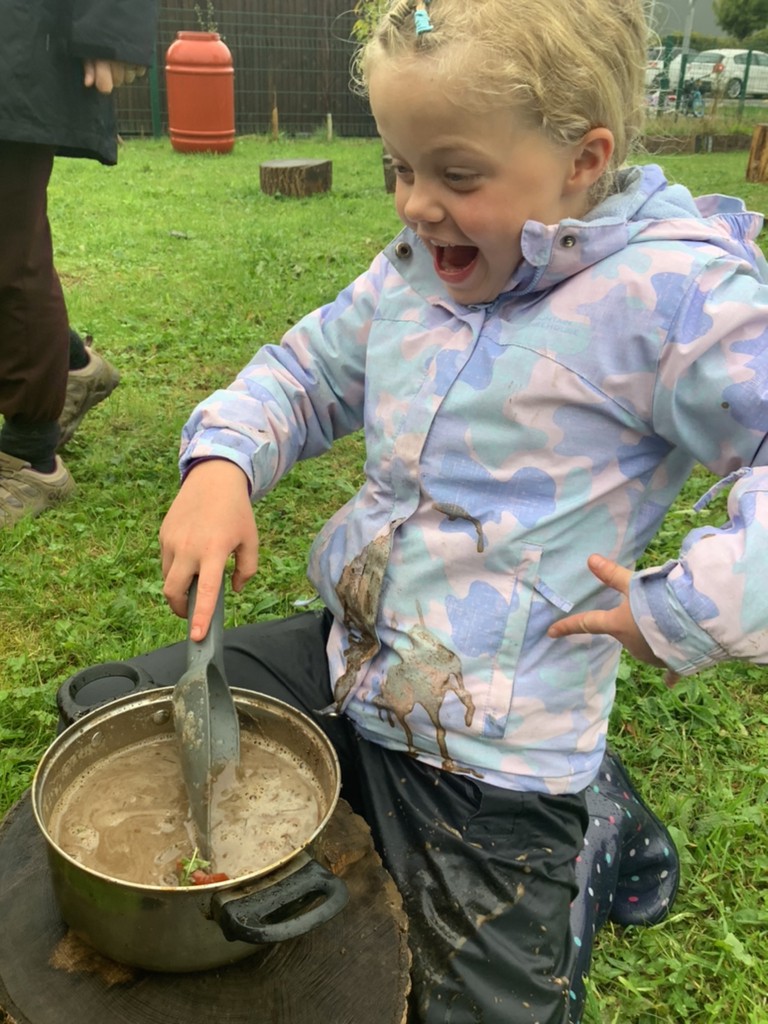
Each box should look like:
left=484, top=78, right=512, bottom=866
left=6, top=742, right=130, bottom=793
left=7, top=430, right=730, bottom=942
left=213, top=859, right=349, bottom=944
left=56, top=662, right=156, bottom=725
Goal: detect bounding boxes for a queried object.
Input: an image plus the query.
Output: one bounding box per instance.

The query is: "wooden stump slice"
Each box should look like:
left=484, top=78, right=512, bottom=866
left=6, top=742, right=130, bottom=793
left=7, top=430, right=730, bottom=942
left=0, top=794, right=410, bottom=1024
left=259, top=159, right=332, bottom=197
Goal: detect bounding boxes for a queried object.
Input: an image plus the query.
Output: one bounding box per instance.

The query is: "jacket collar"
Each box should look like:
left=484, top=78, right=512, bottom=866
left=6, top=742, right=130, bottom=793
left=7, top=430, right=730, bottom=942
left=384, top=164, right=765, bottom=312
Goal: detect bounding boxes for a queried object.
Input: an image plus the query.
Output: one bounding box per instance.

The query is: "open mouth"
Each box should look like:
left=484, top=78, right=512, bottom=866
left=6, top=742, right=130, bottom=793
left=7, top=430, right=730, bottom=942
left=432, top=242, right=479, bottom=283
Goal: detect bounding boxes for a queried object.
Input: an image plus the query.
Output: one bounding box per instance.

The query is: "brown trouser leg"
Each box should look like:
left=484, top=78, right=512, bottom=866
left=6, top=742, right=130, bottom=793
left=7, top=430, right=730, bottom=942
left=0, top=141, right=69, bottom=425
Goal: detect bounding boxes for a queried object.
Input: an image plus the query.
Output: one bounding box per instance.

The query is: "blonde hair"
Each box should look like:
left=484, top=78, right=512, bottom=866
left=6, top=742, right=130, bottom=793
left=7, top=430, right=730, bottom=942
left=355, top=0, right=648, bottom=204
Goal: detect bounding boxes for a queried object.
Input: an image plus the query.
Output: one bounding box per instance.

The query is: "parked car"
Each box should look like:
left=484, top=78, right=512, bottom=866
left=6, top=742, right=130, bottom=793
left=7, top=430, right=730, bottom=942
left=645, top=46, right=692, bottom=89
left=666, top=48, right=768, bottom=99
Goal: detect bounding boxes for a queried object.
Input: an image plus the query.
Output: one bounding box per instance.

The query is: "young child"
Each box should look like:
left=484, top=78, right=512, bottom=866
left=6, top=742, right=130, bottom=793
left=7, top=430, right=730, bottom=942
left=154, top=0, right=768, bottom=1020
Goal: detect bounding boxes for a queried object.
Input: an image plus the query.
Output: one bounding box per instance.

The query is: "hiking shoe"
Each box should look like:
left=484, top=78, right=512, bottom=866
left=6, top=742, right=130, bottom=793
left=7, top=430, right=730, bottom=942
left=0, top=453, right=76, bottom=528
left=57, top=337, right=121, bottom=449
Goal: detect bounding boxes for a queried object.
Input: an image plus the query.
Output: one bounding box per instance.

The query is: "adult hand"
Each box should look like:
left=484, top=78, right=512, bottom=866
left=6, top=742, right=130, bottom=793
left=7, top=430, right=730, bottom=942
left=83, top=59, right=147, bottom=94
left=547, top=554, right=680, bottom=686
left=159, top=460, right=259, bottom=641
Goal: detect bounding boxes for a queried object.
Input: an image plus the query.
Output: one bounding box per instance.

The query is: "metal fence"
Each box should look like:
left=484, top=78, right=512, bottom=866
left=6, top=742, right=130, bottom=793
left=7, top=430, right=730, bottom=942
left=114, top=1, right=377, bottom=139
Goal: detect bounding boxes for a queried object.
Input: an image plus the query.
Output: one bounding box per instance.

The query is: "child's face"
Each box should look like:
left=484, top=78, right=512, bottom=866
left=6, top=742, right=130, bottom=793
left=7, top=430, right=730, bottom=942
left=369, top=59, right=593, bottom=305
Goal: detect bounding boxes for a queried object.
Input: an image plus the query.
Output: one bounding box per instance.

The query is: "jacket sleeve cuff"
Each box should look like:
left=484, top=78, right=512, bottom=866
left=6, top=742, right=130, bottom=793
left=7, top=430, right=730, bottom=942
left=629, top=563, right=728, bottom=676
left=179, top=414, right=290, bottom=499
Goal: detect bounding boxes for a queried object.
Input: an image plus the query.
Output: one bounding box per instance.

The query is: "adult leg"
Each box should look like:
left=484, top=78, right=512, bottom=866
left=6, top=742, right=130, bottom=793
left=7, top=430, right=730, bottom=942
left=0, top=141, right=68, bottom=445
left=0, top=142, right=74, bottom=524
left=0, top=143, right=119, bottom=528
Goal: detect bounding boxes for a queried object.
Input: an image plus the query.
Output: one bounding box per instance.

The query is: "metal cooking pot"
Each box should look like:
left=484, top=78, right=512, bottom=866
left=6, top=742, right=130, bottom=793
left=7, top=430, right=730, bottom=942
left=32, top=687, right=347, bottom=972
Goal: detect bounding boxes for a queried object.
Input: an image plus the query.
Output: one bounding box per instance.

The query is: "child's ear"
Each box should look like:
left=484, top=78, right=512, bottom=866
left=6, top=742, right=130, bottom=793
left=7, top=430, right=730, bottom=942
left=565, top=128, right=615, bottom=194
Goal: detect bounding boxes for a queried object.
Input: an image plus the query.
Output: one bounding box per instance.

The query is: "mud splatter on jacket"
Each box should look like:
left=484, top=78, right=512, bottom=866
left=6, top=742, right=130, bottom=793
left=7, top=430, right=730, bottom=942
left=180, top=164, right=768, bottom=794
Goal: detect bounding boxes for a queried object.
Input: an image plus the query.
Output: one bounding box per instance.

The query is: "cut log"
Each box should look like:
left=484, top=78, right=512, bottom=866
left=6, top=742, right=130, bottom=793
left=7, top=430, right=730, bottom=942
left=259, top=158, right=332, bottom=197
left=746, top=124, right=768, bottom=182
left=0, top=793, right=410, bottom=1024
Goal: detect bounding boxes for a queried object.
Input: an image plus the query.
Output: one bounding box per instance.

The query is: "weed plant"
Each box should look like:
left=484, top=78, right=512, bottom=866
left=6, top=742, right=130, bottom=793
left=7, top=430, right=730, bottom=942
left=0, top=138, right=767, bottom=1021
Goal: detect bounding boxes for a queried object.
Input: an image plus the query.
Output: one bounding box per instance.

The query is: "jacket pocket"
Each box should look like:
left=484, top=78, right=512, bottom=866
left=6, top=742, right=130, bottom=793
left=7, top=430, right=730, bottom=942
left=432, top=540, right=545, bottom=740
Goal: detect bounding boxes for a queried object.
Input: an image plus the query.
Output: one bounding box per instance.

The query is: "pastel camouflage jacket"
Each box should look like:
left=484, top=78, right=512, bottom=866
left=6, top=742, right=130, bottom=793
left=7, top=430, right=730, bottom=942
left=180, top=163, right=768, bottom=794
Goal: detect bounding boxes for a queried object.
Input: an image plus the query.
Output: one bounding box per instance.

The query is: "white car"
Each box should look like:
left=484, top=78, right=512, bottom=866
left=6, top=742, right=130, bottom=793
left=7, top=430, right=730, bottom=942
left=645, top=46, right=690, bottom=89
left=667, top=48, right=768, bottom=99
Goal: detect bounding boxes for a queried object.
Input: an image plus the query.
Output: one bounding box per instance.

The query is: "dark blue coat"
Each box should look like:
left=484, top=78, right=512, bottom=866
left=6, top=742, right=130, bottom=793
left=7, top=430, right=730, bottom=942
left=0, top=0, right=158, bottom=165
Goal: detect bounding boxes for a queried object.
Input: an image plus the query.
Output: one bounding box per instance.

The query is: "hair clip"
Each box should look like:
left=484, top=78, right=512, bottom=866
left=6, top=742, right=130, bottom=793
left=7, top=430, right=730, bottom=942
left=414, top=0, right=433, bottom=35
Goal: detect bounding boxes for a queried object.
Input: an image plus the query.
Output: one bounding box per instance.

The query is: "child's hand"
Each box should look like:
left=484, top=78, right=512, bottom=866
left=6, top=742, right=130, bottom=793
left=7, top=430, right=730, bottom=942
left=547, top=554, right=680, bottom=686
left=159, top=459, right=259, bottom=640
left=82, top=59, right=146, bottom=94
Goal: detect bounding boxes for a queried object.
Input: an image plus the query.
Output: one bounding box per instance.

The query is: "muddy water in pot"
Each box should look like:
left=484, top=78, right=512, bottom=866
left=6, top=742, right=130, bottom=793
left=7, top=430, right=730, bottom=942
left=47, top=730, right=324, bottom=885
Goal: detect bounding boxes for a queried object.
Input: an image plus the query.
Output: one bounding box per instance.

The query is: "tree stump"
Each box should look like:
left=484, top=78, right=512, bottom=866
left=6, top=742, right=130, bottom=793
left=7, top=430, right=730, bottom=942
left=0, top=793, right=410, bottom=1024
left=746, top=124, right=768, bottom=182
left=259, top=159, right=332, bottom=197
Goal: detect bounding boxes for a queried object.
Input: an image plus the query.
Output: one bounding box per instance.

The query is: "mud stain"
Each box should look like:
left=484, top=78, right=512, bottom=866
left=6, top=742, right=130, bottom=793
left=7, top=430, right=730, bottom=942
left=432, top=501, right=485, bottom=553
left=373, top=605, right=476, bottom=773
left=331, top=530, right=395, bottom=705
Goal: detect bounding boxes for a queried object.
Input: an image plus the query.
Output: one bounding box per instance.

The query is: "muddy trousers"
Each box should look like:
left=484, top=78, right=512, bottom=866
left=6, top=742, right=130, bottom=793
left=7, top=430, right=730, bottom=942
left=0, top=142, right=69, bottom=460
left=123, top=609, right=622, bottom=1024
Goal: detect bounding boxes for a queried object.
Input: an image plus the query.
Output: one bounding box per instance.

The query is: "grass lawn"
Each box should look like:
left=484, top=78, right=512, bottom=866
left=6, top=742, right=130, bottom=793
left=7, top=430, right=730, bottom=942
left=1, top=137, right=767, bottom=1022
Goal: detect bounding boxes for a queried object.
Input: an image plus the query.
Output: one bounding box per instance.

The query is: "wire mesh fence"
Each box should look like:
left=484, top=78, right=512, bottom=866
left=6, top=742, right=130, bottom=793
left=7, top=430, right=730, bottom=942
left=119, top=7, right=768, bottom=144
left=114, top=1, right=377, bottom=140
left=646, top=46, right=768, bottom=117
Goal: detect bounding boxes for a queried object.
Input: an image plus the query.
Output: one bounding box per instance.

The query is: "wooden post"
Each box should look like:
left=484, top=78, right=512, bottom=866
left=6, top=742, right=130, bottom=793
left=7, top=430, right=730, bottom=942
left=746, top=124, right=768, bottom=182
left=382, top=150, right=396, bottom=193
left=259, top=159, right=332, bottom=197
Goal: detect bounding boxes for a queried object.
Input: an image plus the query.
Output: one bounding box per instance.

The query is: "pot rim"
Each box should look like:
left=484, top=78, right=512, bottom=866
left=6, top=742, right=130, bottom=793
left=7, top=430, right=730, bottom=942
left=32, top=686, right=341, bottom=893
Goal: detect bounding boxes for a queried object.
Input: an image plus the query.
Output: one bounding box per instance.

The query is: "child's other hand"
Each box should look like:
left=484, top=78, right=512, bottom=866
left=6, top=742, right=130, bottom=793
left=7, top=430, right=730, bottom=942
left=159, top=459, right=259, bottom=640
left=547, top=554, right=680, bottom=686
left=83, top=59, right=146, bottom=94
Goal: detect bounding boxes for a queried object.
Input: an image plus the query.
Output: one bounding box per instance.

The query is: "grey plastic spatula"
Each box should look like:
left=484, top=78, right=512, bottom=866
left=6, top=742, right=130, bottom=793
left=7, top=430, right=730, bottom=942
left=172, top=577, right=240, bottom=860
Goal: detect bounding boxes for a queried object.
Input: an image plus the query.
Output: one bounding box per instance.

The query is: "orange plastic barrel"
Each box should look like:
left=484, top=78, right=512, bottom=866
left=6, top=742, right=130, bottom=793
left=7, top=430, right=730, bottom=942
left=165, top=31, right=235, bottom=154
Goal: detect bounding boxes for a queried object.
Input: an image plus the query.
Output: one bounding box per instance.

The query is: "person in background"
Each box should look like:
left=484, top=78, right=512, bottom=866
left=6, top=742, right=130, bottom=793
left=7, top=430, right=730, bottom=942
left=0, top=0, right=159, bottom=528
